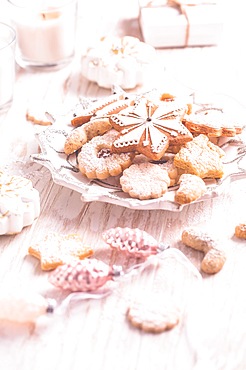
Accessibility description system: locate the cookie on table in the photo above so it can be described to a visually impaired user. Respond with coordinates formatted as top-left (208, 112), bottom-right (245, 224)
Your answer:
top-left (182, 107), bottom-right (243, 137)
top-left (71, 93), bottom-right (132, 127)
top-left (175, 173), bottom-right (207, 204)
top-left (110, 97), bottom-right (193, 161)
top-left (120, 162), bottom-right (170, 200)
top-left (174, 134), bottom-right (225, 179)
top-left (28, 232), bottom-right (94, 271)
top-left (78, 129), bottom-right (135, 179)
top-left (126, 300), bottom-right (180, 333)
top-left (234, 223), bottom-right (246, 239)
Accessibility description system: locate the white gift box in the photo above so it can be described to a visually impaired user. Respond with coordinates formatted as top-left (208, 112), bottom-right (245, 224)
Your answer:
top-left (139, 0), bottom-right (224, 48)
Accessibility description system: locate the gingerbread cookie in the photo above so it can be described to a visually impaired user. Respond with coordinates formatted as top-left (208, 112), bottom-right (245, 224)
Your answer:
top-left (182, 107), bottom-right (243, 137)
top-left (110, 97), bottom-right (192, 160)
top-left (78, 129), bottom-right (135, 179)
top-left (234, 223), bottom-right (246, 239)
top-left (174, 134), bottom-right (225, 178)
top-left (126, 300), bottom-right (180, 333)
top-left (175, 173), bottom-right (207, 204)
top-left (28, 232), bottom-right (94, 270)
top-left (120, 162), bottom-right (170, 200)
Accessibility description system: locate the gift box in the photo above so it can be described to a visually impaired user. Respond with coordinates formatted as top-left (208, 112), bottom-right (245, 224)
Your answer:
top-left (139, 0), bottom-right (224, 48)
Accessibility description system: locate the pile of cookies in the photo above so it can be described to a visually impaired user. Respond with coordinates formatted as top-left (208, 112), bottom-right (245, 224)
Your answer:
top-left (63, 90), bottom-right (244, 204)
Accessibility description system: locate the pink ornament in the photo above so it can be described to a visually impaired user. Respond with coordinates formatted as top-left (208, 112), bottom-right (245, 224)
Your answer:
top-left (102, 227), bottom-right (165, 258)
top-left (49, 258), bottom-right (122, 292)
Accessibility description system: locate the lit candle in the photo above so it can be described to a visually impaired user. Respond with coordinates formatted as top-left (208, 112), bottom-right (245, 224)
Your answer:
top-left (0, 23), bottom-right (16, 112)
top-left (8, 0), bottom-right (78, 69)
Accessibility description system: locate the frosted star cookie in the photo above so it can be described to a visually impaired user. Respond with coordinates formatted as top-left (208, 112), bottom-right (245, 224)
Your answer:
top-left (28, 232), bottom-right (94, 271)
top-left (78, 129), bottom-right (135, 179)
top-left (120, 162), bottom-right (170, 200)
top-left (110, 98), bottom-right (193, 160)
top-left (174, 134), bottom-right (225, 178)
top-left (81, 35), bottom-right (157, 89)
top-left (0, 171), bottom-right (40, 235)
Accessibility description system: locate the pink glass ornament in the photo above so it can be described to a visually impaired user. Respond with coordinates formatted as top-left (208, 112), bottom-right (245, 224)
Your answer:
top-left (49, 258), bottom-right (122, 292)
top-left (102, 227), bottom-right (167, 258)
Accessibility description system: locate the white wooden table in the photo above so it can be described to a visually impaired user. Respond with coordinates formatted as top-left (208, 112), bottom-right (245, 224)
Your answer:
top-left (1, 1), bottom-right (246, 369)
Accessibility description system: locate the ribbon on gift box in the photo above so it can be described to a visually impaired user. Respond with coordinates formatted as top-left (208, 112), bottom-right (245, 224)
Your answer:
top-left (140, 0), bottom-right (218, 47)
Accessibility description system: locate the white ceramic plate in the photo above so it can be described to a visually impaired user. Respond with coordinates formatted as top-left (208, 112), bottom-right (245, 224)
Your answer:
top-left (31, 94), bottom-right (246, 211)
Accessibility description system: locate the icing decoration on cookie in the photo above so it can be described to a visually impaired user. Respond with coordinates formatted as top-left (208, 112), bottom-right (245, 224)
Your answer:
top-left (81, 35), bottom-right (157, 89)
top-left (102, 227), bottom-right (168, 258)
top-left (120, 162), bottom-right (170, 200)
top-left (0, 290), bottom-right (55, 324)
top-left (110, 98), bottom-right (193, 160)
top-left (0, 171), bottom-right (40, 235)
top-left (28, 232), bottom-right (94, 270)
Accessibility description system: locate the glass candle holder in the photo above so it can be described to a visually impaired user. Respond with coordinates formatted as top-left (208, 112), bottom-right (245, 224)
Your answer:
top-left (0, 22), bottom-right (16, 113)
top-left (8, 0), bottom-right (78, 70)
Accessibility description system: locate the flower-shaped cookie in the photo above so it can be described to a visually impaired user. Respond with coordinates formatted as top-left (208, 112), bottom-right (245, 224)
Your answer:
top-left (28, 233), bottom-right (94, 270)
top-left (120, 162), bottom-right (170, 200)
top-left (0, 171), bottom-right (40, 235)
top-left (110, 98), bottom-right (193, 160)
top-left (81, 35), bottom-right (157, 89)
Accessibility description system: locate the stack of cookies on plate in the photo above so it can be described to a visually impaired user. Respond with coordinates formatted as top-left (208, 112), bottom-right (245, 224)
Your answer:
top-left (63, 90), bottom-right (244, 204)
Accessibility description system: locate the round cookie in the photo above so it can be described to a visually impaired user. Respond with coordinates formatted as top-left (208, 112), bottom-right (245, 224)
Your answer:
top-left (120, 162), bottom-right (170, 200)
top-left (78, 129), bottom-right (135, 179)
top-left (0, 171), bottom-right (40, 235)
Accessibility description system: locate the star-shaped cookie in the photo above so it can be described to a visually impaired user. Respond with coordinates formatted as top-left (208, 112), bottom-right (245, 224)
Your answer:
top-left (109, 98), bottom-right (193, 160)
top-left (28, 232), bottom-right (94, 270)
top-left (71, 93), bottom-right (133, 127)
